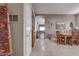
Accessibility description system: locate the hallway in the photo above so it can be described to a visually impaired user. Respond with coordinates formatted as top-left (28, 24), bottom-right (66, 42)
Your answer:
top-left (31, 38), bottom-right (79, 56)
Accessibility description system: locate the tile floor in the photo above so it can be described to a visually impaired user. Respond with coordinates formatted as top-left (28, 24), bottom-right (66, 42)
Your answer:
top-left (31, 38), bottom-right (79, 56)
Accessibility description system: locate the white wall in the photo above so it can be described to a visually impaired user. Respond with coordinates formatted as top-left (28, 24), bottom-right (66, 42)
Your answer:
top-left (23, 3), bottom-right (32, 56)
top-left (75, 14), bottom-right (79, 26)
top-left (7, 3), bottom-right (23, 56)
top-left (45, 15), bottom-right (76, 37)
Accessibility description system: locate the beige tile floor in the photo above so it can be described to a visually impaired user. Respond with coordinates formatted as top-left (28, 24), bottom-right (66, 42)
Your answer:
top-left (31, 38), bottom-right (79, 56)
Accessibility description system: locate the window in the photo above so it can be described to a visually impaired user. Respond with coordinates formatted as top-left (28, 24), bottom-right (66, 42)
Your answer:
top-left (9, 15), bottom-right (18, 21)
top-left (39, 25), bottom-right (45, 31)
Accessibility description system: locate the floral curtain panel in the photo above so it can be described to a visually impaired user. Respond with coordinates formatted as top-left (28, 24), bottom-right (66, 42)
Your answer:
top-left (0, 5), bottom-right (12, 56)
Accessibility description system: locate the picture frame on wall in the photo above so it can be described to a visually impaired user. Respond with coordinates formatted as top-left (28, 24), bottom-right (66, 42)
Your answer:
top-left (56, 22), bottom-right (65, 29)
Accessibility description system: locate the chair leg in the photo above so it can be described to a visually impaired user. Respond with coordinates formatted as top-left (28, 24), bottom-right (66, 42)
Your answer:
top-left (57, 39), bottom-right (58, 43)
top-left (70, 42), bottom-right (73, 46)
top-left (69, 39), bottom-right (73, 46)
top-left (64, 39), bottom-right (66, 45)
top-left (59, 39), bottom-right (62, 44)
top-left (68, 37), bottom-right (72, 45)
top-left (76, 40), bottom-right (79, 46)
top-left (64, 36), bottom-right (67, 45)
top-left (76, 42), bottom-right (78, 46)
top-left (57, 39), bottom-right (60, 44)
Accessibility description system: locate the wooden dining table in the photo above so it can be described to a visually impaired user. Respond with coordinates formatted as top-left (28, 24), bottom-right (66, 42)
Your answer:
top-left (56, 29), bottom-right (79, 45)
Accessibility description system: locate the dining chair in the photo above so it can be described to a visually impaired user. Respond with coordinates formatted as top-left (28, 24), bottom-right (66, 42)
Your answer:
top-left (71, 31), bottom-right (79, 45)
top-left (64, 30), bottom-right (73, 45)
top-left (56, 31), bottom-right (61, 44)
top-left (56, 31), bottom-right (65, 44)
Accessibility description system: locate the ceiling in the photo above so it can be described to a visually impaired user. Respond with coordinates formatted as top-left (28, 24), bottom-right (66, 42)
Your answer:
top-left (32, 3), bottom-right (79, 14)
